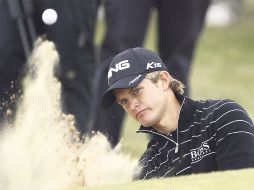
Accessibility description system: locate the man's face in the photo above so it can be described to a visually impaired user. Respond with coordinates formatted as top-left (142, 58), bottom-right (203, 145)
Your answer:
top-left (114, 78), bottom-right (169, 127)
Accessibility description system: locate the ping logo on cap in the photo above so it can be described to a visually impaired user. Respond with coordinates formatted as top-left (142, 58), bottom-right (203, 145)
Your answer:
top-left (146, 62), bottom-right (162, 70)
top-left (108, 60), bottom-right (130, 79)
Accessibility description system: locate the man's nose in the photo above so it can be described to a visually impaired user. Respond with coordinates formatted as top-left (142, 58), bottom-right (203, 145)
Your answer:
top-left (129, 98), bottom-right (139, 111)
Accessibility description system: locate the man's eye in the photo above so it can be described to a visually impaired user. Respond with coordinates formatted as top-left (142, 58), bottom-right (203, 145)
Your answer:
top-left (133, 88), bottom-right (142, 95)
top-left (118, 99), bottom-right (127, 106)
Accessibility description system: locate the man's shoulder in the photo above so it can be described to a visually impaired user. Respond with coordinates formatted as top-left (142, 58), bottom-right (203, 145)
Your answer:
top-left (190, 98), bottom-right (252, 127)
top-left (207, 99), bottom-right (249, 120)
top-left (195, 98), bottom-right (243, 116)
top-left (196, 98), bottom-right (234, 108)
top-left (197, 98), bottom-right (253, 131)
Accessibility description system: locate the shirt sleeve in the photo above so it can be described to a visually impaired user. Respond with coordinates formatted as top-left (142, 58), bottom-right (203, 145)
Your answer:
top-left (214, 100), bottom-right (254, 170)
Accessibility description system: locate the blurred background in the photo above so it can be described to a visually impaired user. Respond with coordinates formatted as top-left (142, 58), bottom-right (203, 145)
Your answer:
top-left (92, 0), bottom-right (254, 158)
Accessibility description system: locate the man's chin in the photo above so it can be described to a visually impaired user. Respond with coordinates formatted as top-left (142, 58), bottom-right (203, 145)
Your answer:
top-left (137, 116), bottom-right (155, 127)
top-left (140, 121), bottom-right (154, 128)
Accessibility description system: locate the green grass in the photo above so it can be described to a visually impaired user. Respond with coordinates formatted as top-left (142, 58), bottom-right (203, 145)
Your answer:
top-left (84, 2), bottom-right (254, 189)
top-left (191, 9), bottom-right (254, 118)
top-left (71, 168), bottom-right (254, 190)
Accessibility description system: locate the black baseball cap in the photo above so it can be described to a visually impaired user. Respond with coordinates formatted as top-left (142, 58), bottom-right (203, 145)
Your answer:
top-left (102, 47), bottom-right (168, 107)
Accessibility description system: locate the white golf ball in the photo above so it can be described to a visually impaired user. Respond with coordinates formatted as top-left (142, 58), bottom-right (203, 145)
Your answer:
top-left (42, 9), bottom-right (58, 25)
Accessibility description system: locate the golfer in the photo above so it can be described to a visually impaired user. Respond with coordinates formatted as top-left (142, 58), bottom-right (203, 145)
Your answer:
top-left (102, 47), bottom-right (254, 180)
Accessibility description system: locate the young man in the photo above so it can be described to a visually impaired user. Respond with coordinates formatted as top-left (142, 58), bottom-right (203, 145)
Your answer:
top-left (102, 47), bottom-right (254, 180)
top-left (90, 0), bottom-right (210, 146)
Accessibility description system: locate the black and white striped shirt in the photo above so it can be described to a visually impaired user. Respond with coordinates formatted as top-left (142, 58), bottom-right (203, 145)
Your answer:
top-left (134, 94), bottom-right (254, 180)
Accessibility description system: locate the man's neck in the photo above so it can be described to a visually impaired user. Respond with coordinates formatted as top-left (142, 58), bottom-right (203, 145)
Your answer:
top-left (153, 92), bottom-right (180, 134)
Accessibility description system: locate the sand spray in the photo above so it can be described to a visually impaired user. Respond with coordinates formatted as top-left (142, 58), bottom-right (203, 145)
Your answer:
top-left (0, 38), bottom-right (138, 190)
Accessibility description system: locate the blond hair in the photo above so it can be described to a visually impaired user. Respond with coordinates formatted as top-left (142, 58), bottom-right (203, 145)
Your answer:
top-left (145, 71), bottom-right (185, 95)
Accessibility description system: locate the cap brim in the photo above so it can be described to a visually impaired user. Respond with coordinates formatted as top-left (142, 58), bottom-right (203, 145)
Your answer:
top-left (102, 74), bottom-right (145, 107)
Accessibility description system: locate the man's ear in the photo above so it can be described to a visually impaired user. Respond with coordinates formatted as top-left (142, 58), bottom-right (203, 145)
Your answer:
top-left (159, 71), bottom-right (171, 90)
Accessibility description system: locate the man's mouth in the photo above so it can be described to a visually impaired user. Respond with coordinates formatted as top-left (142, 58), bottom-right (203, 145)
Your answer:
top-left (136, 109), bottom-right (147, 119)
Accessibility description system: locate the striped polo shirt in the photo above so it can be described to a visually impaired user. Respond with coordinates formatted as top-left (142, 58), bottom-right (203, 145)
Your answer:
top-left (134, 94), bottom-right (254, 180)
